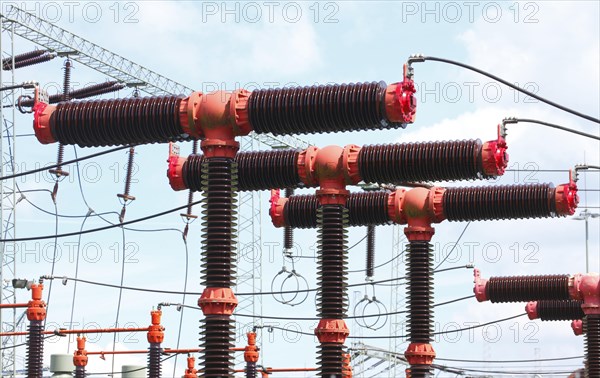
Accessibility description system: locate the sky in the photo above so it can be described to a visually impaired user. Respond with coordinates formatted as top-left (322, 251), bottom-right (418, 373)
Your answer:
top-left (1, 1), bottom-right (599, 377)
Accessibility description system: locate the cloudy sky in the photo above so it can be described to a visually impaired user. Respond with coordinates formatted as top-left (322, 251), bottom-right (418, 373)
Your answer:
top-left (1, 1), bottom-right (599, 377)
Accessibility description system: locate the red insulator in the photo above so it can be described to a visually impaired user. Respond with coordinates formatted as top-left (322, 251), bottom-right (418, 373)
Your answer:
top-left (486, 275), bottom-right (570, 303)
top-left (443, 184), bottom-right (559, 221)
top-left (182, 150), bottom-right (302, 192)
top-left (50, 96), bottom-right (184, 147)
top-left (248, 82), bottom-right (406, 135)
top-left (4, 53), bottom-right (56, 70)
top-left (536, 300), bottom-right (584, 321)
top-left (2, 49), bottom-right (46, 70)
top-left (358, 139), bottom-right (492, 184)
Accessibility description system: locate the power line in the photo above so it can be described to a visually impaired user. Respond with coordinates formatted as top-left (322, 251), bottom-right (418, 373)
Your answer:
top-left (0, 145), bottom-right (132, 181)
top-left (0, 199), bottom-right (203, 242)
top-left (42, 265), bottom-right (471, 297)
top-left (413, 56), bottom-right (600, 124)
top-left (505, 118), bottom-right (600, 140)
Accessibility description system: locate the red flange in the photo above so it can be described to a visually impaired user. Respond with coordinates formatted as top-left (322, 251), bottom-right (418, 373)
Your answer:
top-left (269, 190), bottom-right (287, 228)
top-left (167, 143), bottom-right (186, 191)
top-left (525, 301), bottom-right (539, 320)
top-left (183, 356), bottom-right (198, 378)
top-left (481, 127), bottom-right (509, 177)
top-left (473, 269), bottom-right (489, 302)
top-left (147, 310), bottom-right (165, 344)
top-left (26, 284), bottom-right (46, 321)
top-left (569, 273), bottom-right (600, 315)
top-left (73, 336), bottom-right (88, 367)
top-left (198, 287), bottom-right (238, 315)
top-left (571, 320), bottom-right (584, 336)
top-left (342, 144), bottom-right (362, 184)
top-left (178, 89), bottom-right (252, 158)
top-left (244, 332), bottom-right (259, 363)
top-left (314, 319), bottom-right (349, 344)
top-left (555, 179), bottom-right (579, 216)
top-left (297, 146), bottom-right (319, 187)
top-left (384, 64), bottom-right (417, 123)
top-left (342, 353), bottom-right (353, 378)
top-left (33, 102), bottom-right (56, 144)
top-left (404, 342), bottom-right (436, 365)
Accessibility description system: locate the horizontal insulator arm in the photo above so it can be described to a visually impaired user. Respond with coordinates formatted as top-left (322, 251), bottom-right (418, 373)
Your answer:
top-left (443, 183), bottom-right (578, 221)
top-left (526, 300), bottom-right (584, 321)
top-left (474, 269), bottom-right (570, 303)
top-left (358, 138), bottom-right (508, 183)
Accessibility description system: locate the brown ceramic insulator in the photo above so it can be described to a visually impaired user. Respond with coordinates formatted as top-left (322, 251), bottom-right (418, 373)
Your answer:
top-left (316, 205), bottom-right (349, 319)
top-left (183, 150), bottom-right (301, 192)
top-left (26, 320), bottom-right (44, 378)
top-left (200, 316), bottom-right (235, 377)
top-left (2, 49), bottom-right (46, 69)
top-left (284, 188), bottom-right (295, 251)
top-left (49, 96), bottom-right (184, 147)
top-left (200, 158), bottom-right (237, 288)
top-left (486, 275), bottom-right (570, 303)
top-left (537, 300), bottom-right (584, 321)
top-left (318, 344), bottom-right (344, 378)
top-left (366, 225), bottom-right (375, 278)
top-left (74, 366), bottom-right (86, 378)
top-left (248, 81), bottom-right (405, 135)
top-left (358, 139), bottom-right (487, 184)
top-left (585, 315), bottom-right (600, 377)
top-left (19, 82), bottom-right (125, 108)
top-left (245, 361), bottom-right (257, 378)
top-left (284, 192), bottom-right (390, 229)
top-left (2, 51), bottom-right (52, 70)
top-left (406, 241), bottom-right (434, 344)
top-left (444, 184), bottom-right (558, 222)
top-left (148, 343), bottom-right (162, 378)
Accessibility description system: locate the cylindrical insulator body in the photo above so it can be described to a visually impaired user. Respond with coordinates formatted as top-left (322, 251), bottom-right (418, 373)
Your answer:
top-left (63, 61), bottom-right (72, 102)
top-left (366, 225), bottom-right (375, 278)
top-left (486, 275), bottom-right (570, 303)
top-left (284, 192), bottom-right (389, 229)
top-left (537, 300), bottom-right (584, 321)
top-left (74, 366), bottom-right (86, 378)
top-left (317, 205), bottom-right (348, 318)
top-left (444, 184), bottom-right (563, 221)
top-left (245, 361), bottom-right (257, 378)
top-left (248, 81), bottom-right (406, 135)
top-left (147, 343), bottom-right (161, 378)
top-left (406, 241), bottom-right (434, 377)
top-left (123, 147), bottom-right (136, 196)
top-left (316, 205), bottom-right (348, 378)
top-left (200, 157), bottom-right (237, 378)
top-left (49, 96), bottom-right (184, 147)
top-left (201, 158), bottom-right (237, 288)
top-left (284, 188), bottom-right (295, 251)
top-left (358, 139), bottom-right (493, 183)
top-left (201, 316), bottom-right (234, 377)
top-left (6, 53), bottom-right (56, 70)
top-left (19, 82), bottom-right (125, 108)
top-left (2, 49), bottom-right (46, 69)
top-left (586, 315), bottom-right (600, 377)
top-left (26, 320), bottom-right (44, 378)
top-left (182, 150), bottom-right (302, 192)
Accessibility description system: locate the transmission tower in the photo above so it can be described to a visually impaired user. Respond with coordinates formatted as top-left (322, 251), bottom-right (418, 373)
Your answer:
top-left (0, 5), bottom-right (312, 374)
top-left (0, 18), bottom-right (18, 377)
